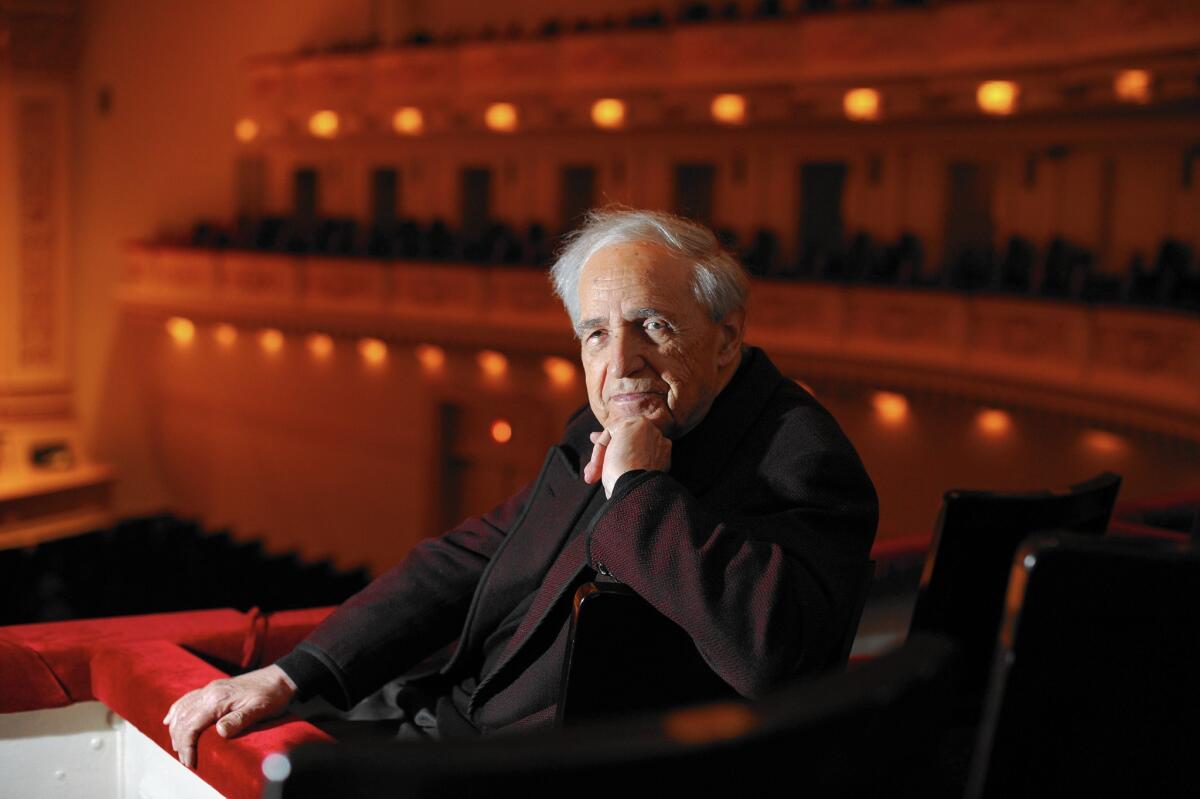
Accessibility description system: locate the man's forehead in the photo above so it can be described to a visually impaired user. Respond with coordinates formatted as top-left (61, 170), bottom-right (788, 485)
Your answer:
top-left (579, 241), bottom-right (694, 304)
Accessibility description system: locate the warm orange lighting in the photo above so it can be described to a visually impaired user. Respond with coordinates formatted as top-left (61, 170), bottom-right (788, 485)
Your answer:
top-left (663, 703), bottom-right (757, 744)
top-left (1083, 429), bottom-right (1125, 455)
top-left (214, 323), bottom-right (238, 348)
top-left (543, 356), bottom-right (576, 387)
top-left (872, 391), bottom-right (909, 424)
top-left (308, 110), bottom-right (339, 139)
top-left (477, 349), bottom-right (508, 378)
top-left (976, 408), bottom-right (1012, 437)
top-left (358, 337), bottom-right (388, 366)
top-left (710, 93), bottom-right (746, 126)
top-left (258, 328), bottom-right (285, 354)
top-left (484, 102), bottom-right (518, 133)
top-left (415, 344), bottom-right (446, 374)
top-left (234, 118), bottom-right (259, 143)
top-left (843, 88), bottom-right (881, 122)
top-left (591, 98), bottom-right (626, 130)
top-left (392, 106), bottom-right (424, 135)
top-left (307, 333), bottom-right (333, 360)
top-left (1114, 69), bottom-right (1152, 104)
top-left (977, 80), bottom-right (1018, 116)
top-left (490, 419), bottom-right (513, 444)
top-left (794, 379), bottom-right (816, 397)
top-left (166, 317), bottom-right (195, 345)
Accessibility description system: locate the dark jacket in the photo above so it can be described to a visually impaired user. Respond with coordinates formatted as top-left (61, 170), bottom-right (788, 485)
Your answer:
top-left (277, 347), bottom-right (878, 734)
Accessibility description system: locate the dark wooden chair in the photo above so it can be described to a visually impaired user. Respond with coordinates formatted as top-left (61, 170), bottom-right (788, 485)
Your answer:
top-left (908, 471), bottom-right (1121, 723)
top-left (557, 559), bottom-right (876, 727)
top-left (967, 533), bottom-right (1200, 799)
top-left (269, 634), bottom-right (959, 799)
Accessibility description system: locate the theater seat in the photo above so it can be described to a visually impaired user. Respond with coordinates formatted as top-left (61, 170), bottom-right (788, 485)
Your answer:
top-left (269, 634), bottom-right (958, 799)
top-left (967, 533), bottom-right (1200, 799)
top-left (908, 471), bottom-right (1121, 725)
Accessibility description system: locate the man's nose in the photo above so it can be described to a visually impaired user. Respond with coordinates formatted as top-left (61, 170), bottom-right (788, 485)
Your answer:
top-left (608, 329), bottom-right (647, 377)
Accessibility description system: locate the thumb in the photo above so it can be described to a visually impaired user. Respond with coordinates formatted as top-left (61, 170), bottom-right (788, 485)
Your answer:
top-left (216, 710), bottom-right (245, 738)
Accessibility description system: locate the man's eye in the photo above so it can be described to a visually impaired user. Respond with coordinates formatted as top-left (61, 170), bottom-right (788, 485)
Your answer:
top-left (644, 320), bottom-right (670, 333)
top-left (586, 329), bottom-right (605, 342)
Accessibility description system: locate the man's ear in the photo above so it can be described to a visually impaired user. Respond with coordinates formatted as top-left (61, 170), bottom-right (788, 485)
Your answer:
top-left (716, 307), bottom-right (746, 367)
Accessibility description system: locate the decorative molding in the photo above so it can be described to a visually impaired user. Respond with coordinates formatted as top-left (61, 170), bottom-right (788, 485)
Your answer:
top-left (118, 246), bottom-right (1200, 440)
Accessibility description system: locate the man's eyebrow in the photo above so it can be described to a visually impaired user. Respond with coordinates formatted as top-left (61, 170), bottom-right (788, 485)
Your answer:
top-left (575, 317), bottom-right (605, 334)
top-left (629, 307), bottom-right (664, 319)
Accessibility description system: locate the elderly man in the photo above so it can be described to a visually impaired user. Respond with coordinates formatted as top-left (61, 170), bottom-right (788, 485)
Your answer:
top-left (165, 208), bottom-right (877, 764)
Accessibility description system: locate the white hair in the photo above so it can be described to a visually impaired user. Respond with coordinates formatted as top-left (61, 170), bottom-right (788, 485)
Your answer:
top-left (550, 207), bottom-right (749, 330)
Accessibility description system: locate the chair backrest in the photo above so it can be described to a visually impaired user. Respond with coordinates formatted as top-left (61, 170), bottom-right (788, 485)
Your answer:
top-left (270, 634), bottom-right (959, 799)
top-left (557, 560), bottom-right (875, 727)
top-left (967, 533), bottom-right (1200, 799)
top-left (556, 578), bottom-right (738, 726)
top-left (908, 471), bottom-right (1120, 720)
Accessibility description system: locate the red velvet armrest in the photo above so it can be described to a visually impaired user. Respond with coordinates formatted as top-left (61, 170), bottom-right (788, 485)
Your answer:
top-left (260, 607), bottom-right (335, 666)
top-left (91, 640), bottom-right (332, 799)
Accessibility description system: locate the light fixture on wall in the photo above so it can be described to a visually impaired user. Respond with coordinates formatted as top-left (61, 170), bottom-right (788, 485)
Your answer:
top-left (258, 328), bottom-right (285, 354)
top-left (307, 333), bottom-right (334, 360)
top-left (485, 102), bottom-right (518, 133)
top-left (976, 81), bottom-right (1018, 116)
top-left (1083, 429), bottom-right (1125, 455)
top-left (1113, 69), bottom-right (1152, 104)
top-left (871, 391), bottom-right (909, 425)
top-left (490, 419), bottom-right (513, 444)
top-left (234, 118), bottom-right (259, 143)
top-left (543, 356), bottom-right (576, 387)
top-left (477, 349), bottom-right (509, 378)
top-left (710, 93), bottom-right (746, 126)
top-left (392, 107), bottom-right (424, 135)
top-left (843, 88), bottom-right (881, 122)
top-left (214, 323), bottom-right (238, 348)
top-left (308, 110), bottom-right (340, 138)
top-left (358, 337), bottom-right (388, 366)
top-left (415, 344), bottom-right (446, 374)
top-left (591, 98), bottom-right (626, 130)
top-left (166, 317), bottom-right (195, 346)
top-left (975, 408), bottom-right (1012, 437)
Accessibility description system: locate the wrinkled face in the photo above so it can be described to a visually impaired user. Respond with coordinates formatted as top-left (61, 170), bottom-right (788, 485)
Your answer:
top-left (576, 240), bottom-right (743, 438)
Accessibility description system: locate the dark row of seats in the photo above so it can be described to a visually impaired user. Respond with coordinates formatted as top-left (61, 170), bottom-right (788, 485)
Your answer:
top-left (270, 472), bottom-right (1200, 798)
top-left (190, 216), bottom-right (1200, 313)
top-left (307, 1), bottom-right (929, 54)
top-left (0, 515), bottom-right (369, 625)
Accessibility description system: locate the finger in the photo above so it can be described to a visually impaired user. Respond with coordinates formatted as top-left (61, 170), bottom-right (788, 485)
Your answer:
top-left (583, 438), bottom-right (605, 484)
top-left (178, 744), bottom-right (195, 769)
top-left (216, 710), bottom-right (244, 738)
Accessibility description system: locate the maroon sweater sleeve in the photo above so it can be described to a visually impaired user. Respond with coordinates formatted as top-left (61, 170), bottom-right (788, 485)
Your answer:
top-left (276, 480), bottom-right (535, 708)
top-left (586, 417), bottom-right (877, 698)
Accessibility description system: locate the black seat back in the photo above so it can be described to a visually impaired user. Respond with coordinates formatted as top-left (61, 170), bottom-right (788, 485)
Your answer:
top-left (270, 634), bottom-right (958, 799)
top-left (908, 471), bottom-right (1120, 719)
top-left (967, 533), bottom-right (1200, 799)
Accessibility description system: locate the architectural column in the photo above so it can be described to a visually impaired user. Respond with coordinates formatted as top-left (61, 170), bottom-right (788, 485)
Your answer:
top-left (0, 1), bottom-right (112, 546)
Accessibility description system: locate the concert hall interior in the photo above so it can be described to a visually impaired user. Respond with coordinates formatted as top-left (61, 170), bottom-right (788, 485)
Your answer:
top-left (1, 1), bottom-right (1198, 797)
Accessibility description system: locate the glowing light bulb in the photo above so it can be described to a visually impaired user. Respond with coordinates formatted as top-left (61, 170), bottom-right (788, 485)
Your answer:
top-left (710, 93), bottom-right (746, 126)
top-left (484, 102), bottom-right (518, 133)
top-left (307, 333), bottom-right (333, 360)
top-left (591, 98), bottom-right (626, 130)
top-left (491, 419), bottom-right (513, 444)
top-left (358, 337), bottom-right (388, 366)
top-left (477, 350), bottom-right (508, 378)
top-left (234, 118), bottom-right (259, 143)
top-left (392, 107), bottom-right (424, 135)
top-left (214, 323), bottom-right (238, 347)
top-left (258, 328), bottom-right (284, 354)
top-left (976, 409), bottom-right (1012, 437)
top-left (843, 88), bottom-right (881, 122)
top-left (1083, 429), bottom-right (1125, 455)
top-left (415, 344), bottom-right (445, 374)
top-left (543, 356), bottom-right (576, 387)
top-left (166, 317), bottom-right (195, 345)
top-left (977, 81), bottom-right (1018, 116)
top-left (308, 110), bottom-right (339, 139)
top-left (872, 391), bottom-right (909, 425)
top-left (1114, 69), bottom-right (1151, 104)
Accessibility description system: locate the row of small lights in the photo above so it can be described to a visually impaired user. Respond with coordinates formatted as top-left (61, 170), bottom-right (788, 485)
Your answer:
top-left (867, 390), bottom-right (1127, 454)
top-left (166, 317), bottom-right (578, 445)
top-left (234, 70), bottom-right (1156, 142)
